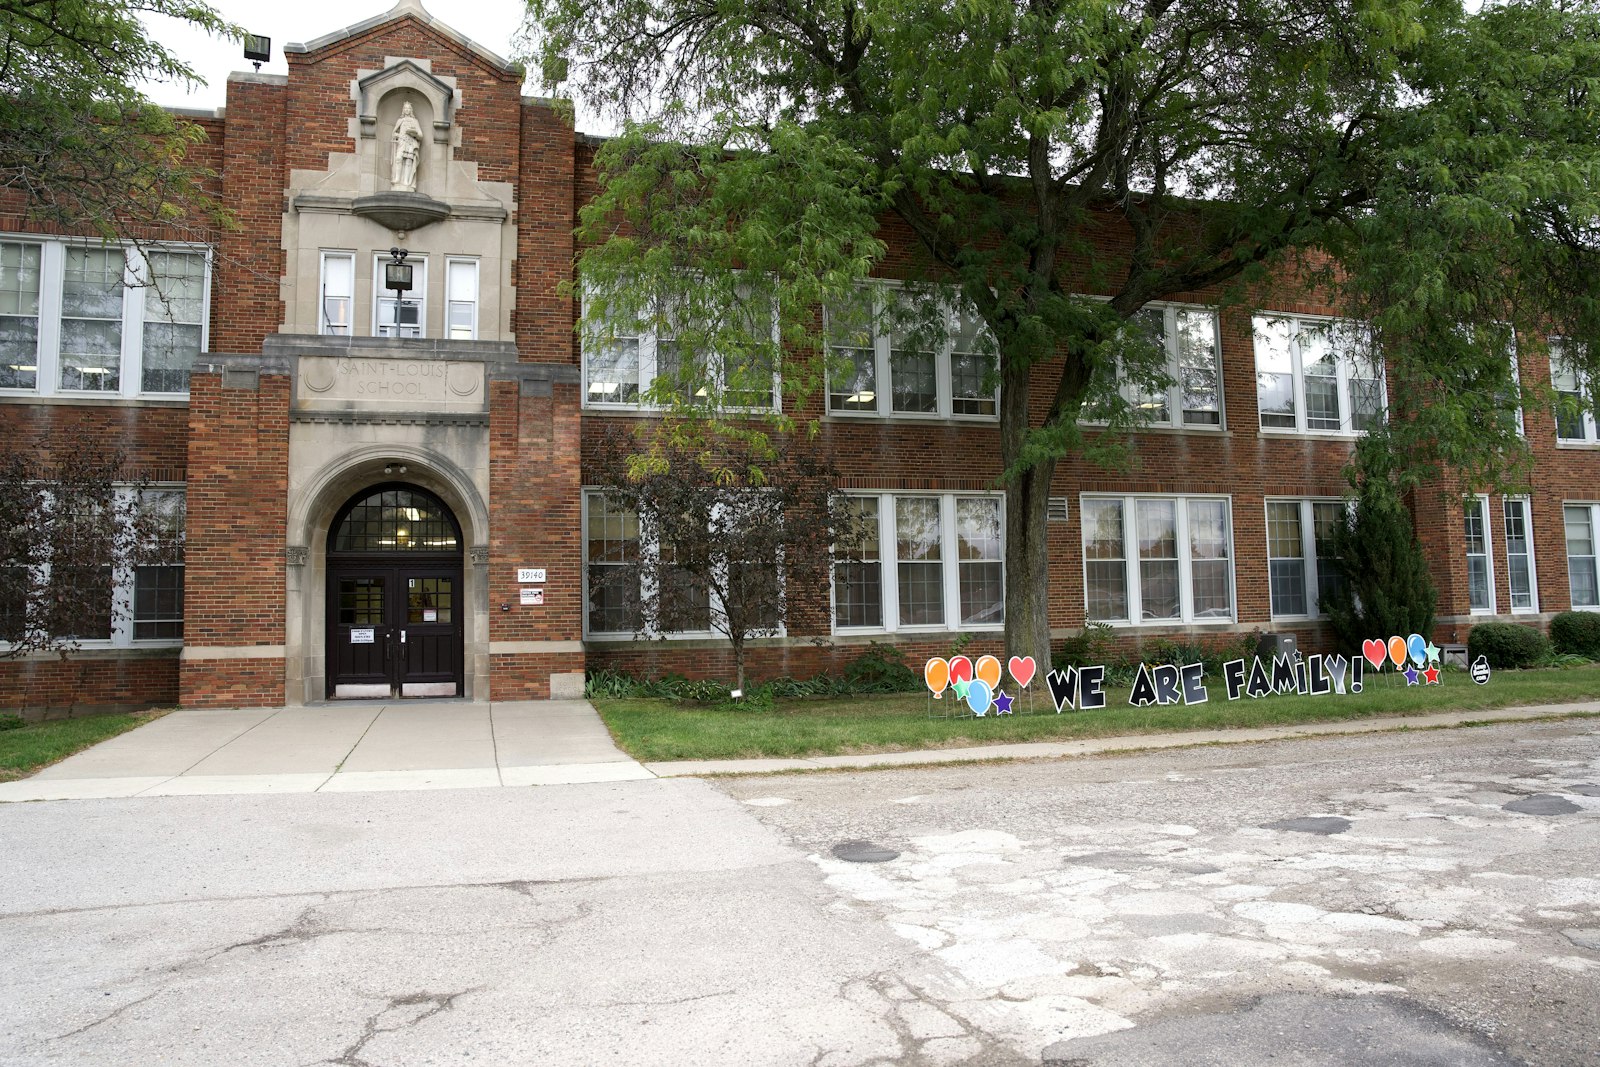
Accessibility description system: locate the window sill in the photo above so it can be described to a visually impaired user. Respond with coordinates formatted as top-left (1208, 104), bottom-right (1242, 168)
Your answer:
top-left (832, 624), bottom-right (1005, 637)
top-left (1256, 429), bottom-right (1368, 441)
top-left (822, 412), bottom-right (1000, 426)
top-left (0, 393), bottom-right (190, 408)
top-left (1089, 617), bottom-right (1238, 629)
top-left (582, 403), bottom-right (781, 418)
top-left (1080, 422), bottom-right (1230, 437)
top-left (1555, 440), bottom-right (1600, 450)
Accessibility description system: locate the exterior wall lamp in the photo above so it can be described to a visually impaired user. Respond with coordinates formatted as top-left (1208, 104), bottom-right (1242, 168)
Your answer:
top-left (243, 34), bottom-right (271, 72)
top-left (385, 247), bottom-right (413, 301)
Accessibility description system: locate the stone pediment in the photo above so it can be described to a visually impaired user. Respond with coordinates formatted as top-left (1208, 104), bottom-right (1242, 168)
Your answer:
top-left (357, 60), bottom-right (454, 144)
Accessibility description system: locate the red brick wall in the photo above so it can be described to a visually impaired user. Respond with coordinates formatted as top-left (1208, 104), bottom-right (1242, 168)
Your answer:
top-left (0, 654), bottom-right (179, 713)
top-left (178, 371), bottom-right (289, 706)
top-left (211, 78), bottom-right (287, 354)
top-left (487, 379), bottom-right (585, 699)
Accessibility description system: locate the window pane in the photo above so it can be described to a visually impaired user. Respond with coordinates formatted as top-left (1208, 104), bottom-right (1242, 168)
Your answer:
top-left (1136, 499), bottom-right (1179, 620)
top-left (588, 336), bottom-right (640, 404)
top-left (951, 306), bottom-right (996, 416)
top-left (1503, 499), bottom-right (1533, 609)
top-left (1127, 308), bottom-right (1170, 423)
top-left (956, 498), bottom-right (1003, 625)
top-left (890, 348), bottom-right (937, 413)
top-left (896, 497), bottom-right (943, 626)
top-left (51, 565), bottom-right (112, 639)
top-left (1552, 342), bottom-right (1592, 441)
top-left (61, 248), bottom-right (124, 391)
top-left (321, 254), bottom-right (354, 335)
top-left (1566, 505), bottom-right (1598, 608)
top-left (1300, 324), bottom-right (1341, 431)
top-left (1312, 501), bottom-right (1347, 610)
top-left (1267, 502), bottom-right (1307, 616)
top-left (1465, 498), bottom-right (1491, 611)
top-left (133, 565), bottom-right (184, 639)
top-left (587, 495), bottom-right (642, 632)
top-left (834, 496), bottom-right (882, 628)
top-left (1188, 499), bottom-right (1232, 619)
top-left (333, 489), bottom-right (458, 552)
top-left (1082, 498), bottom-right (1127, 622)
top-left (829, 347), bottom-right (876, 412)
top-left (1176, 309), bottom-right (1220, 425)
top-left (1253, 317), bottom-right (1296, 428)
top-left (0, 242), bottom-right (41, 389)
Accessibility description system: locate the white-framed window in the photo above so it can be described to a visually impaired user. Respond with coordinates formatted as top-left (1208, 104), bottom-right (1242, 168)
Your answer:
top-left (581, 490), bottom-right (786, 639)
top-left (374, 254), bottom-right (426, 338)
top-left (1265, 498), bottom-right (1347, 618)
top-left (0, 236), bottom-right (210, 397)
top-left (1565, 503), bottom-right (1600, 610)
top-left (825, 284), bottom-right (999, 420)
top-left (1117, 304), bottom-right (1224, 428)
top-left (1552, 340), bottom-right (1597, 444)
top-left (446, 258), bottom-right (478, 340)
top-left (319, 251), bottom-right (355, 336)
top-left (1503, 497), bottom-right (1538, 613)
top-left (581, 284), bottom-right (780, 412)
top-left (831, 493), bottom-right (1004, 633)
top-left (0, 487), bottom-right (184, 649)
top-left (1081, 494), bottom-right (1235, 624)
top-left (1465, 494), bottom-right (1495, 614)
top-left (1253, 314), bottom-right (1384, 435)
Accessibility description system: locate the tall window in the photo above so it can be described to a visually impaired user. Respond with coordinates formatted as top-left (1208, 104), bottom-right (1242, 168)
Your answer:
top-left (834, 497), bottom-right (882, 629)
top-left (585, 494), bottom-right (641, 634)
top-left (1552, 341), bottom-right (1597, 444)
top-left (1503, 497), bottom-right (1537, 613)
top-left (1265, 499), bottom-right (1346, 618)
top-left (0, 240), bottom-right (42, 389)
top-left (826, 285), bottom-right (999, 419)
top-left (1082, 495), bottom-right (1235, 624)
top-left (832, 494), bottom-right (1004, 632)
top-left (0, 238), bottom-right (208, 397)
top-left (320, 252), bottom-right (354, 335)
top-left (1566, 503), bottom-right (1600, 609)
top-left (446, 258), bottom-right (478, 340)
top-left (375, 255), bottom-right (426, 338)
top-left (1465, 495), bottom-right (1495, 614)
top-left (1117, 305), bottom-right (1223, 428)
top-left (1253, 315), bottom-right (1384, 434)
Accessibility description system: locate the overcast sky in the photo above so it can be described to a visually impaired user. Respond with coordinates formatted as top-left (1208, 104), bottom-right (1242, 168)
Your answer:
top-left (136, 1), bottom-right (571, 117)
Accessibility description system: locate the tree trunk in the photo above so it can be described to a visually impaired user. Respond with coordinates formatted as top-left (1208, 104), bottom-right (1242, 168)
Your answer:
top-left (731, 636), bottom-right (746, 695)
top-left (998, 341), bottom-right (1059, 668)
top-left (1002, 459), bottom-right (1057, 668)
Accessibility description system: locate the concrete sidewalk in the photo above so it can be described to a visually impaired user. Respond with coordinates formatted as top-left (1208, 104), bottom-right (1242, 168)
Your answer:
top-left (0, 699), bottom-right (653, 802)
top-left (4, 697), bottom-right (1597, 802)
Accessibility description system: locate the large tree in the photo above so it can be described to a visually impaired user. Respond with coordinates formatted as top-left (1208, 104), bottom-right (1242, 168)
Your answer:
top-left (1, 0), bottom-right (238, 237)
top-left (529, 0), bottom-right (1600, 663)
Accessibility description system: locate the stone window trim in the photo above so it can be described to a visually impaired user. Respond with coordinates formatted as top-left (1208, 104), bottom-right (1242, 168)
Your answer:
top-left (1081, 493), bottom-right (1236, 626)
top-left (0, 484), bottom-right (185, 651)
top-left (830, 491), bottom-right (1006, 637)
top-left (1252, 312), bottom-right (1385, 437)
top-left (579, 279), bottom-right (782, 414)
top-left (580, 488), bottom-right (789, 642)
top-left (824, 281), bottom-right (1000, 422)
top-left (0, 235), bottom-right (211, 399)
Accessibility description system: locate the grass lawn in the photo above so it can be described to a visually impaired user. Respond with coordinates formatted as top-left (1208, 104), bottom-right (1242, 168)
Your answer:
top-left (595, 665), bottom-right (1600, 762)
top-left (0, 712), bottom-right (162, 782)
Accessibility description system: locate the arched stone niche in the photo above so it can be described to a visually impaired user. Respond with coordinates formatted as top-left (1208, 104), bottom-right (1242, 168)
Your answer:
top-left (358, 61), bottom-right (455, 196)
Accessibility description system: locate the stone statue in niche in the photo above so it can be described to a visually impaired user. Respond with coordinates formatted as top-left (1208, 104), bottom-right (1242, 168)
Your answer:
top-left (389, 102), bottom-right (423, 192)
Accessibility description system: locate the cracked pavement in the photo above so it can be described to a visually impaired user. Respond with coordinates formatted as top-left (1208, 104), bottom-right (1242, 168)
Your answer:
top-left (1, 719), bottom-right (1598, 1064)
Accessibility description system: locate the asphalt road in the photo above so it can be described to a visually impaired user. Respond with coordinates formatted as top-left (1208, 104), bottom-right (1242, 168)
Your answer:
top-left (2, 717), bottom-right (1598, 1065)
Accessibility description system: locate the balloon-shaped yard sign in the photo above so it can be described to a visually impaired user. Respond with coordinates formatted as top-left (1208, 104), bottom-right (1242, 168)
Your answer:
top-left (974, 655), bottom-right (1002, 689)
top-left (924, 657), bottom-right (949, 698)
top-left (966, 679), bottom-right (993, 716)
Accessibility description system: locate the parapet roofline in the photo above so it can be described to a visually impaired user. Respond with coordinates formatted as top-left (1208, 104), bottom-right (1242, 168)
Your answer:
top-left (284, 0), bottom-right (517, 73)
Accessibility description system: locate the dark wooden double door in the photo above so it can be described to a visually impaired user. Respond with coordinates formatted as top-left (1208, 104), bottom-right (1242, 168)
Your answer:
top-left (328, 561), bottom-right (463, 698)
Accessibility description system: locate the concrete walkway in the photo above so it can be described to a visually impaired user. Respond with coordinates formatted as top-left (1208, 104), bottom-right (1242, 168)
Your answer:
top-left (4, 697), bottom-right (1597, 802)
top-left (0, 700), bottom-right (653, 802)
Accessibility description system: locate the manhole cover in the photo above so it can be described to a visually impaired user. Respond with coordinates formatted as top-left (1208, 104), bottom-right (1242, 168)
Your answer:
top-left (1503, 794), bottom-right (1581, 815)
top-left (1565, 783), bottom-right (1600, 797)
top-left (832, 840), bottom-right (900, 863)
top-left (1262, 816), bottom-right (1351, 835)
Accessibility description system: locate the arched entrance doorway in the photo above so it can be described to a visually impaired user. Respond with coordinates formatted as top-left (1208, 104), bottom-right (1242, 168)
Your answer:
top-left (325, 483), bottom-right (464, 699)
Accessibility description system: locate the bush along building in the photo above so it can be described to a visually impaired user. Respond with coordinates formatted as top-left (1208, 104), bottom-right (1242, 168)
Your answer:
top-left (1, 0), bottom-right (1597, 713)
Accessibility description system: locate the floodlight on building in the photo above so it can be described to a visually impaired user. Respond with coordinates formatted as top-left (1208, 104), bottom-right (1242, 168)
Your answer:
top-left (244, 34), bottom-right (271, 72)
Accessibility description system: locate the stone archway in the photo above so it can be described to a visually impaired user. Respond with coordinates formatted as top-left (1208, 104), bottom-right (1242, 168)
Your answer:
top-left (286, 445), bottom-right (489, 705)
